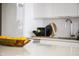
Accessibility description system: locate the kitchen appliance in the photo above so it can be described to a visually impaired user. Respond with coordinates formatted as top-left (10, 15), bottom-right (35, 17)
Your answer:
top-left (33, 27), bottom-right (45, 36)
top-left (76, 31), bottom-right (79, 40)
top-left (76, 26), bottom-right (79, 40)
top-left (33, 22), bottom-right (57, 37)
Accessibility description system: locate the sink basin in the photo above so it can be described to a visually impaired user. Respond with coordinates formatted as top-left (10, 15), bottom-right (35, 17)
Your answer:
top-left (53, 37), bottom-right (76, 40)
top-left (32, 36), bottom-right (76, 40)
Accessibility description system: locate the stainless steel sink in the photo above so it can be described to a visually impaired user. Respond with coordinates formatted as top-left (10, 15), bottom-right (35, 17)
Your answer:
top-left (53, 37), bottom-right (76, 40)
top-left (31, 36), bottom-right (76, 40)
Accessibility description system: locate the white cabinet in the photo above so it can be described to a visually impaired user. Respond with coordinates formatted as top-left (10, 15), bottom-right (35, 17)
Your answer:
top-left (34, 3), bottom-right (55, 18)
top-left (34, 3), bottom-right (78, 18)
top-left (34, 3), bottom-right (47, 18)
top-left (77, 3), bottom-right (79, 16)
top-left (2, 3), bottom-right (24, 37)
top-left (54, 3), bottom-right (77, 17)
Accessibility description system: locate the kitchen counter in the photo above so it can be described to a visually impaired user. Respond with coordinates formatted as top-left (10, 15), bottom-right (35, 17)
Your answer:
top-left (31, 36), bottom-right (79, 43)
top-left (0, 40), bottom-right (79, 56)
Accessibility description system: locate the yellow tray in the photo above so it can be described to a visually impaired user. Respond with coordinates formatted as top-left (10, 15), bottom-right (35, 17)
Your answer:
top-left (0, 36), bottom-right (30, 47)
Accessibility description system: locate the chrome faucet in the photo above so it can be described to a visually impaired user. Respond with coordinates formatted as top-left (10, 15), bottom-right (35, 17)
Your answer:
top-left (66, 17), bottom-right (72, 23)
top-left (65, 17), bottom-right (74, 37)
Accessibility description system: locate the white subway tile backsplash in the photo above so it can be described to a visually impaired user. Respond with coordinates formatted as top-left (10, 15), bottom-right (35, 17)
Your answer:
top-left (41, 18), bottom-right (79, 37)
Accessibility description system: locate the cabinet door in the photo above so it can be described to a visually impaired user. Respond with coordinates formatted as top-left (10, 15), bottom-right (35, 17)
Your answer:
top-left (77, 3), bottom-right (79, 16)
top-left (34, 3), bottom-right (46, 18)
top-left (2, 3), bottom-right (17, 36)
top-left (0, 4), bottom-right (2, 35)
top-left (34, 3), bottom-right (55, 18)
top-left (43, 3), bottom-right (55, 17)
top-left (34, 3), bottom-right (77, 18)
top-left (2, 3), bottom-right (24, 37)
top-left (54, 3), bottom-right (77, 17)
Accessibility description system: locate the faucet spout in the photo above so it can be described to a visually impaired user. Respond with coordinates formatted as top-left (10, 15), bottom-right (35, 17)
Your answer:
top-left (66, 17), bottom-right (72, 23)
top-left (65, 17), bottom-right (74, 37)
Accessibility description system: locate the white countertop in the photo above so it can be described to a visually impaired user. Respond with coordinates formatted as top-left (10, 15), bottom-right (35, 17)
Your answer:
top-left (0, 40), bottom-right (79, 56)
